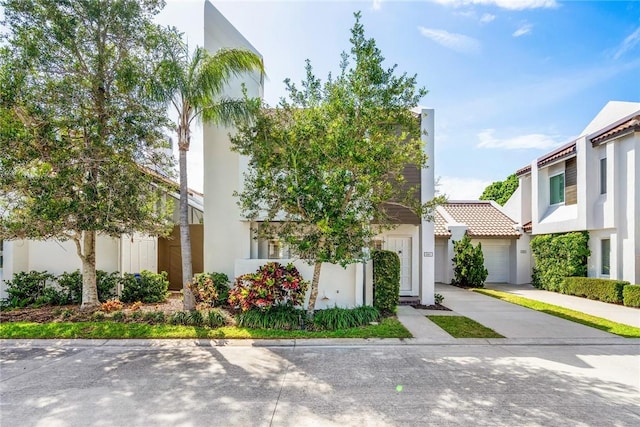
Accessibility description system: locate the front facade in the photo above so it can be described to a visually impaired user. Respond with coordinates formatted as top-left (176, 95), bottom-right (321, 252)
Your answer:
top-left (210, 109), bottom-right (437, 308)
top-left (433, 201), bottom-right (527, 285)
top-left (504, 101), bottom-right (640, 284)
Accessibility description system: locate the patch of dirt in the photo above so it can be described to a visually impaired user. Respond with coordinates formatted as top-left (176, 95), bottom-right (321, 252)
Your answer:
top-left (0, 293), bottom-right (233, 324)
top-left (411, 303), bottom-right (451, 311)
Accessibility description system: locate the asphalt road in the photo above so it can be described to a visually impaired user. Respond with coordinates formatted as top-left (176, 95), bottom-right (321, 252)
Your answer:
top-left (1, 340), bottom-right (639, 426)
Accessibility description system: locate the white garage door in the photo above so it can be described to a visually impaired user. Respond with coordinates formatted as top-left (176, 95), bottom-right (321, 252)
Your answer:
top-left (478, 241), bottom-right (510, 283)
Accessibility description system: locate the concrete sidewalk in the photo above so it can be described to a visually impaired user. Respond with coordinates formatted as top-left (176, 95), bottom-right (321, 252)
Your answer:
top-left (487, 282), bottom-right (640, 328)
top-left (396, 283), bottom-right (638, 342)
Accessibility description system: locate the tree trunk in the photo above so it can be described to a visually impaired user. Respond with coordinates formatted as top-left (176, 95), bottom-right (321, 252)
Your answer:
top-left (307, 261), bottom-right (323, 319)
top-left (179, 147), bottom-right (196, 311)
top-left (79, 231), bottom-right (99, 311)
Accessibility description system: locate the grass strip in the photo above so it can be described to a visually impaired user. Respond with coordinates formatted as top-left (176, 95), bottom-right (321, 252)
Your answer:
top-left (473, 288), bottom-right (640, 338)
top-left (427, 315), bottom-right (504, 338)
top-left (0, 317), bottom-right (412, 340)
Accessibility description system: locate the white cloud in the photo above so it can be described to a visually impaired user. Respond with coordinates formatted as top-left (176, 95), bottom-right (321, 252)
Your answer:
top-left (372, 0), bottom-right (383, 11)
top-left (418, 26), bottom-right (481, 54)
top-left (477, 129), bottom-right (563, 150)
top-left (438, 176), bottom-right (493, 200)
top-left (480, 13), bottom-right (496, 23)
top-left (613, 27), bottom-right (640, 60)
top-left (512, 23), bottom-right (532, 37)
top-left (431, 0), bottom-right (558, 10)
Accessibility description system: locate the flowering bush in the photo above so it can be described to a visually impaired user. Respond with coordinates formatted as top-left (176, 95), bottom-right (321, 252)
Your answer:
top-left (228, 262), bottom-right (308, 312)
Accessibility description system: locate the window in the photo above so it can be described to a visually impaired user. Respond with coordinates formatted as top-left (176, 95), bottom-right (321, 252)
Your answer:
top-left (601, 239), bottom-right (610, 275)
top-left (600, 158), bottom-right (607, 195)
top-left (549, 173), bottom-right (565, 205)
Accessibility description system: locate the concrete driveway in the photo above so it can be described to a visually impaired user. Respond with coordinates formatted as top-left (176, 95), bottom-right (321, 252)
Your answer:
top-left (434, 284), bottom-right (617, 340)
top-left (1, 339), bottom-right (639, 426)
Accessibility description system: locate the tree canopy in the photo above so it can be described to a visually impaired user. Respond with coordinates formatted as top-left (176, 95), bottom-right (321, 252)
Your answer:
top-left (232, 12), bottom-right (438, 316)
top-left (479, 173), bottom-right (519, 206)
top-left (0, 0), bottom-right (174, 309)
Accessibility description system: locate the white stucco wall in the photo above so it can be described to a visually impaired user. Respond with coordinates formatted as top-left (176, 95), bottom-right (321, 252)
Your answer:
top-left (201, 1), bottom-right (263, 281)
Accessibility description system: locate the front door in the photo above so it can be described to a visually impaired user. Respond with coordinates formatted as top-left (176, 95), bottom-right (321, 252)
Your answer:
top-left (385, 236), bottom-right (413, 295)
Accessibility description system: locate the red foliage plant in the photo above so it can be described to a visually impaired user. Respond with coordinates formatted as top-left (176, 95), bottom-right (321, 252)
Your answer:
top-left (228, 262), bottom-right (309, 312)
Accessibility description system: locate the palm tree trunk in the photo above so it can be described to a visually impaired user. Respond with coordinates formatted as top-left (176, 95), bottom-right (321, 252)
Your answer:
top-left (307, 261), bottom-right (323, 319)
top-left (179, 147), bottom-right (196, 311)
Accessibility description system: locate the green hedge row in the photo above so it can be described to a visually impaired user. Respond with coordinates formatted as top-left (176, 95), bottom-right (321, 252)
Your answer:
top-left (562, 277), bottom-right (629, 304)
top-left (622, 285), bottom-right (640, 308)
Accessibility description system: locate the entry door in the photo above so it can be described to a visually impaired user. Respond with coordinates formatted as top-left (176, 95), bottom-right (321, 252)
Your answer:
top-left (385, 237), bottom-right (413, 295)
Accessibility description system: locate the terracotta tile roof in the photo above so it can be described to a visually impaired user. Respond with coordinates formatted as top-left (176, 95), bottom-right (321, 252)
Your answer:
top-left (439, 201), bottom-right (520, 238)
top-left (522, 221), bottom-right (532, 233)
top-left (516, 164), bottom-right (531, 176)
top-left (433, 210), bottom-right (452, 237)
top-left (537, 141), bottom-right (576, 168)
top-left (590, 114), bottom-right (640, 145)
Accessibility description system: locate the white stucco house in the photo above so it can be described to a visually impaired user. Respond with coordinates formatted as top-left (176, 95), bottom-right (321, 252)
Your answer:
top-left (503, 101), bottom-right (640, 284)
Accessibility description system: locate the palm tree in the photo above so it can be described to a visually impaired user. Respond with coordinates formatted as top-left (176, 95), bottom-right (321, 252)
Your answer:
top-left (156, 34), bottom-right (264, 310)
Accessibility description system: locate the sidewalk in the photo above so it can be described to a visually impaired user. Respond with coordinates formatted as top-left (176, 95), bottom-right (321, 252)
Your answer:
top-left (396, 283), bottom-right (639, 342)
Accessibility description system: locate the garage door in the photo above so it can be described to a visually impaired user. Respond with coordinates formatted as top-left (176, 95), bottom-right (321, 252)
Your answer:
top-left (435, 240), bottom-right (447, 283)
top-left (479, 242), bottom-right (510, 283)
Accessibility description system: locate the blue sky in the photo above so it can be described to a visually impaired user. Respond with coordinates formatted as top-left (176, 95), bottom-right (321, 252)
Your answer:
top-left (3, 1), bottom-right (638, 198)
top-left (202, 0), bottom-right (640, 198)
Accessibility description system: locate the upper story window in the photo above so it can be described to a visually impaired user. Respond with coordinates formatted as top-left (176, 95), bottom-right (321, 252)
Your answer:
top-left (600, 157), bottom-right (607, 195)
top-left (549, 173), bottom-right (565, 205)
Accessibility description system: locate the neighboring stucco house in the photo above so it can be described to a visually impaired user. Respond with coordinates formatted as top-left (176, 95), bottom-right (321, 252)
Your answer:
top-left (433, 201), bottom-right (527, 285)
top-left (0, 187), bottom-right (203, 299)
top-left (503, 101), bottom-right (640, 284)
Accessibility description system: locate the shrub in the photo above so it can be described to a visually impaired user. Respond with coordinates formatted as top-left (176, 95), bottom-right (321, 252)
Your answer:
top-left (120, 270), bottom-right (169, 303)
top-left (236, 305), bottom-right (304, 330)
top-left (530, 232), bottom-right (590, 292)
top-left (169, 311), bottom-right (190, 325)
top-left (206, 309), bottom-right (226, 328)
top-left (111, 311), bottom-right (126, 322)
top-left (313, 306), bottom-right (380, 331)
top-left (434, 293), bottom-right (444, 305)
top-left (142, 311), bottom-right (165, 324)
top-left (3, 271), bottom-right (56, 307)
top-left (563, 277), bottom-right (629, 304)
top-left (100, 298), bottom-right (124, 313)
top-left (56, 270), bottom-right (118, 304)
top-left (189, 272), bottom-right (230, 308)
top-left (451, 234), bottom-right (488, 288)
top-left (228, 262), bottom-right (308, 312)
top-left (372, 250), bottom-right (400, 315)
top-left (623, 285), bottom-right (640, 308)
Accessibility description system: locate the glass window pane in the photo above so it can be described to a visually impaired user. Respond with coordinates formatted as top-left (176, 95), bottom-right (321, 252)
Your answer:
top-left (600, 158), bottom-right (607, 194)
top-left (601, 239), bottom-right (610, 275)
top-left (550, 173), bottom-right (564, 204)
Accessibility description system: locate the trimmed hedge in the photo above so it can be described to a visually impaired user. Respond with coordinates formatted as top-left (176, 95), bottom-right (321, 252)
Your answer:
top-left (530, 231), bottom-right (590, 292)
top-left (623, 285), bottom-right (640, 308)
top-left (563, 277), bottom-right (629, 304)
top-left (120, 270), bottom-right (170, 303)
top-left (372, 250), bottom-right (400, 315)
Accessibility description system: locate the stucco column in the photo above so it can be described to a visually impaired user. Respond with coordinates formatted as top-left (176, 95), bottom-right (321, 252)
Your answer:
top-left (420, 109), bottom-right (435, 305)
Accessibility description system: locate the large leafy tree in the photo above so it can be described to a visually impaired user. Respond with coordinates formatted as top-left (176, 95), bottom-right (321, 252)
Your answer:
top-left (151, 31), bottom-right (264, 311)
top-left (232, 12), bottom-right (439, 317)
top-left (479, 173), bottom-right (519, 205)
top-left (0, 0), bottom-right (174, 309)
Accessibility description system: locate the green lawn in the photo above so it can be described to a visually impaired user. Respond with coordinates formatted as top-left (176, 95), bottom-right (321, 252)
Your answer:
top-left (473, 288), bottom-right (640, 338)
top-left (427, 315), bottom-right (504, 338)
top-left (0, 317), bottom-right (412, 340)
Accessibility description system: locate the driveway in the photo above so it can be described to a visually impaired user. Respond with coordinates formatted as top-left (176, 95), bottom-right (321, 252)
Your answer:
top-left (432, 284), bottom-right (620, 340)
top-left (1, 340), bottom-right (639, 426)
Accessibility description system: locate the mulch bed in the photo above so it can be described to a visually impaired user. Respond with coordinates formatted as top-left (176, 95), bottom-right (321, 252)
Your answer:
top-left (411, 303), bottom-right (451, 311)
